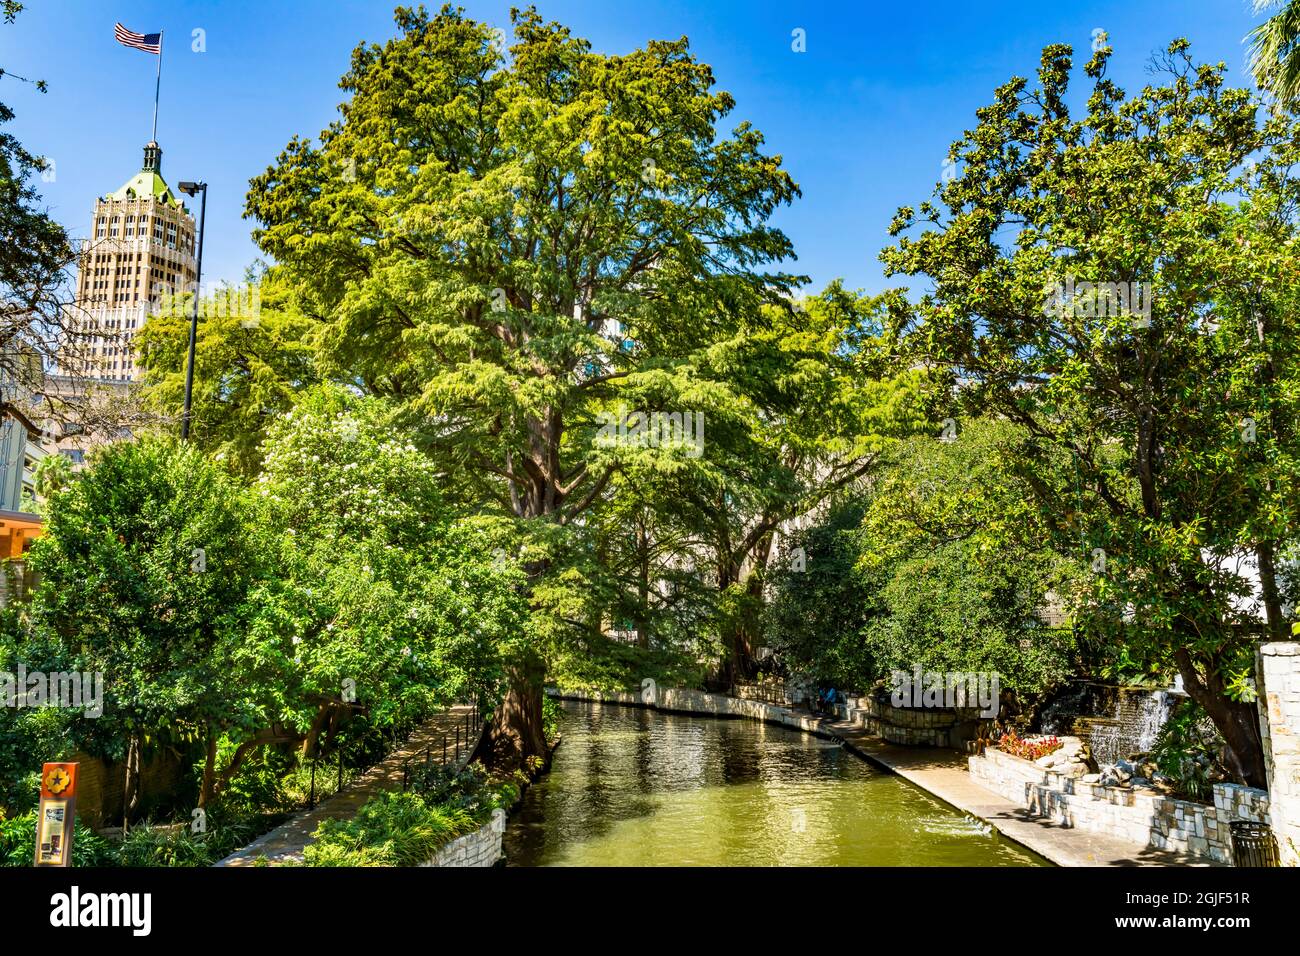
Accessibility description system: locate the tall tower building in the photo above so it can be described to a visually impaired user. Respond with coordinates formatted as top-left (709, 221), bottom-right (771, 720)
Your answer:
top-left (58, 142), bottom-right (197, 383)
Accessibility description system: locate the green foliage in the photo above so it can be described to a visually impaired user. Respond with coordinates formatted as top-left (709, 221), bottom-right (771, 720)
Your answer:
top-left (407, 761), bottom-right (491, 810)
top-left (541, 695), bottom-right (561, 743)
top-left (861, 540), bottom-right (1076, 696)
top-left (0, 811), bottom-right (116, 867)
top-left (1248, 1), bottom-right (1300, 108)
top-left (547, 636), bottom-right (712, 694)
top-left (406, 760), bottom-right (520, 818)
top-left (302, 790), bottom-right (478, 867)
top-left (137, 270), bottom-right (321, 476)
top-left (32, 454), bottom-right (73, 501)
top-left (1, 4), bottom-right (70, 414)
top-left (253, 384), bottom-right (526, 739)
top-left (765, 499), bottom-right (875, 686)
top-left (766, 419), bottom-right (1078, 697)
top-left (0, 808), bottom-right (259, 868)
top-left (241, 4), bottom-right (827, 705)
top-left (0, 610), bottom-right (82, 815)
top-left (1152, 698), bottom-right (1227, 802)
top-left (114, 819), bottom-right (235, 867)
top-left (26, 437), bottom-right (266, 759)
top-left (879, 37), bottom-right (1298, 783)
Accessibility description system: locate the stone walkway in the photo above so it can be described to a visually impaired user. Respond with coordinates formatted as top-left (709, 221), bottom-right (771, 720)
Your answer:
top-left (217, 704), bottom-right (481, 866)
top-left (818, 716), bottom-right (1221, 867)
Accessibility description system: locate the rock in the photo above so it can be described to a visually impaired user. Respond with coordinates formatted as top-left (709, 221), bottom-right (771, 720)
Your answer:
top-left (1082, 773), bottom-right (1101, 783)
top-left (1130, 776), bottom-right (1150, 787)
top-left (1115, 758), bottom-right (1138, 775)
top-left (1098, 763), bottom-right (1132, 787)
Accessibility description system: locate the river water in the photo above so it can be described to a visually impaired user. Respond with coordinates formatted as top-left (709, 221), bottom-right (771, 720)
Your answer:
top-left (502, 700), bottom-right (1048, 866)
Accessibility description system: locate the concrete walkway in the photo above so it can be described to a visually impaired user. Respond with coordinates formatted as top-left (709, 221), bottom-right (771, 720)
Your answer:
top-left (818, 717), bottom-right (1218, 867)
top-left (217, 704), bottom-right (480, 866)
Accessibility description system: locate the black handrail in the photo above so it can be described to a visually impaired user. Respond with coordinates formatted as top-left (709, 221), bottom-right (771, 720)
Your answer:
top-left (399, 696), bottom-right (488, 792)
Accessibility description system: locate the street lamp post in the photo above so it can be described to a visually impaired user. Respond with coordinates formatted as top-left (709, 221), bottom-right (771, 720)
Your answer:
top-left (177, 180), bottom-right (207, 441)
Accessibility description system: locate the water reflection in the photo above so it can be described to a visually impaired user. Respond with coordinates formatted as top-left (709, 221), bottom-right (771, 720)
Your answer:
top-left (503, 700), bottom-right (1048, 867)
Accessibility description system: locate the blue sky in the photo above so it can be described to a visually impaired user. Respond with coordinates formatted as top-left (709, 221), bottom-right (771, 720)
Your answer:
top-left (1, 1), bottom-right (1266, 292)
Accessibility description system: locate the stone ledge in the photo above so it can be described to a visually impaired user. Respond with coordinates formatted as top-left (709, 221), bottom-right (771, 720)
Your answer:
top-left (971, 747), bottom-right (1265, 865)
top-left (1260, 642), bottom-right (1300, 658)
top-left (421, 808), bottom-right (505, 868)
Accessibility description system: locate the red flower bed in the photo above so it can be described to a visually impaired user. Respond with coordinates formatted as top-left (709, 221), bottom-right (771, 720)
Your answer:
top-left (998, 730), bottom-right (1062, 761)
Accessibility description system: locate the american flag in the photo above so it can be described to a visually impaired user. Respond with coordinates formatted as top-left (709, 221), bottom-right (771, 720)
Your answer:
top-left (114, 23), bottom-right (161, 54)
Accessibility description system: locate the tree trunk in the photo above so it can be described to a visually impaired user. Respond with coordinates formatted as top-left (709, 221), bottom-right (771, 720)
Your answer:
top-left (121, 733), bottom-right (142, 832)
top-left (199, 734), bottom-right (217, 809)
top-left (485, 655), bottom-right (550, 775)
top-left (1173, 646), bottom-right (1267, 788)
top-left (636, 520), bottom-right (651, 649)
top-left (1255, 541), bottom-right (1288, 642)
top-left (720, 624), bottom-right (756, 688)
top-left (716, 530), bottom-right (776, 688)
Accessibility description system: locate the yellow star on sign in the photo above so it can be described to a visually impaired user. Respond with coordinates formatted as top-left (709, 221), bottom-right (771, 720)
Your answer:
top-left (43, 768), bottom-right (71, 795)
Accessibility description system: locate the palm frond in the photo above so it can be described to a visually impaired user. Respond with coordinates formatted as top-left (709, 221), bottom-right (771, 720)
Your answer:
top-left (1247, 0), bottom-right (1300, 106)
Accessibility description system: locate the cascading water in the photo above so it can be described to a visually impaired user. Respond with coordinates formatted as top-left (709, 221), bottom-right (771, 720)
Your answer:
top-left (1132, 689), bottom-right (1171, 754)
top-left (1036, 684), bottom-right (1173, 766)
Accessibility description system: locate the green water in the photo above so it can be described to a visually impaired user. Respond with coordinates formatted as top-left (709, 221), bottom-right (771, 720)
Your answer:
top-left (503, 700), bottom-right (1049, 866)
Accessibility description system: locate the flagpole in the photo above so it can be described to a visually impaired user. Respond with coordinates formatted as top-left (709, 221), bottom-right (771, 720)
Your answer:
top-left (151, 31), bottom-right (163, 142)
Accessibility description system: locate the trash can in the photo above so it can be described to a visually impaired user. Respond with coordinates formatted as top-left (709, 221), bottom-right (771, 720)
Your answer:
top-left (1229, 821), bottom-right (1280, 867)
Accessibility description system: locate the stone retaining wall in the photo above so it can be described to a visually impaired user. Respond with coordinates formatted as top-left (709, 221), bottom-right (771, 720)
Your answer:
top-left (551, 686), bottom-right (989, 749)
top-left (549, 686), bottom-right (829, 733)
top-left (969, 747), bottom-right (1268, 864)
top-left (422, 808), bottom-right (505, 867)
top-left (833, 695), bottom-right (990, 748)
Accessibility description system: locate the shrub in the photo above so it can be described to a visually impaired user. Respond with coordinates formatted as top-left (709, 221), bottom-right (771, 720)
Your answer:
top-left (114, 814), bottom-right (257, 867)
top-left (0, 810), bottom-right (117, 867)
top-left (408, 762), bottom-right (488, 811)
top-left (303, 791), bottom-right (477, 867)
top-left (115, 823), bottom-right (216, 867)
top-left (1152, 698), bottom-right (1225, 802)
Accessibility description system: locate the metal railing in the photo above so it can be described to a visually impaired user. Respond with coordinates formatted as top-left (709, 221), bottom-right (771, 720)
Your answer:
top-left (400, 698), bottom-right (485, 792)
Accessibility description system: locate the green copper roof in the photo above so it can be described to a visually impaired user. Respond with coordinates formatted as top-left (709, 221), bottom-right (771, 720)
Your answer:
top-left (107, 170), bottom-right (177, 204)
top-left (104, 143), bottom-right (187, 211)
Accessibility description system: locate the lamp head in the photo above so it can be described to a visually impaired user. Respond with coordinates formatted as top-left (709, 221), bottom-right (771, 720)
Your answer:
top-left (177, 181), bottom-right (204, 196)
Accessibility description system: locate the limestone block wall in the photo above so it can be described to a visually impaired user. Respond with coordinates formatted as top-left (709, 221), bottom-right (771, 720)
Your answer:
top-left (422, 808), bottom-right (505, 868)
top-left (834, 695), bottom-right (990, 749)
top-left (969, 747), bottom-right (1268, 864)
top-left (1257, 641), bottom-right (1300, 866)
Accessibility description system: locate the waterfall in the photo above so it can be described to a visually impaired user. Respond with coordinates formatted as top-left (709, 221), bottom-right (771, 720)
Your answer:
top-left (1133, 690), bottom-right (1170, 753)
top-left (1037, 684), bottom-right (1173, 766)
